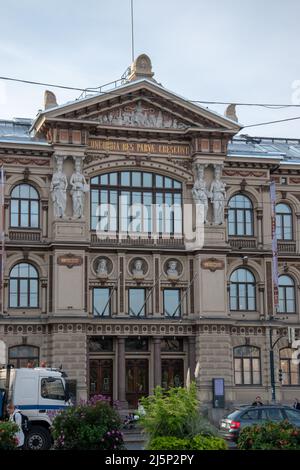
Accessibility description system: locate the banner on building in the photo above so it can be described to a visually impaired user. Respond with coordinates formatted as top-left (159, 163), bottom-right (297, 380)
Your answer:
top-left (0, 167), bottom-right (4, 314)
top-left (270, 179), bottom-right (279, 312)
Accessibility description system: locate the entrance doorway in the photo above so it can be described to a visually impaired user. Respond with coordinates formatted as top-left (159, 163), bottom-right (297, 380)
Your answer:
top-left (89, 359), bottom-right (113, 401)
top-left (126, 359), bottom-right (149, 408)
top-left (161, 359), bottom-right (184, 389)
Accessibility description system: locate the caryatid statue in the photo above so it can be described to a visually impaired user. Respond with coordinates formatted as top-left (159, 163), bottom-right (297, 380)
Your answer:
top-left (192, 163), bottom-right (209, 224)
top-left (70, 158), bottom-right (89, 218)
top-left (50, 156), bottom-right (68, 218)
top-left (210, 165), bottom-right (226, 225)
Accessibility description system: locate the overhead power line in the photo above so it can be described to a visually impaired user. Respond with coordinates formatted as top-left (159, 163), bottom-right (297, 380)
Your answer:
top-left (1, 75), bottom-right (300, 109)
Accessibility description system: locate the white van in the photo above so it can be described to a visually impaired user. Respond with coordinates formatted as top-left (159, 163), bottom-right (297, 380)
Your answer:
top-left (0, 366), bottom-right (70, 450)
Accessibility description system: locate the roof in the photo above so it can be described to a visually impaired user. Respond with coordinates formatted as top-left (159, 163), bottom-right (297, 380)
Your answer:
top-left (32, 77), bottom-right (242, 131)
top-left (228, 136), bottom-right (300, 163)
top-left (0, 118), bottom-right (48, 145)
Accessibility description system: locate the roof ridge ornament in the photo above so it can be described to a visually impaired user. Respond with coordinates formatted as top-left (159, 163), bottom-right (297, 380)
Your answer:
top-left (44, 90), bottom-right (58, 110)
top-left (225, 103), bottom-right (238, 122)
top-left (128, 53), bottom-right (155, 82)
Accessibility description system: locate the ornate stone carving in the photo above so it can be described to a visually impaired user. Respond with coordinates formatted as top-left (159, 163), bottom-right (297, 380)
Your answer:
top-left (70, 157), bottom-right (89, 219)
top-left (210, 164), bottom-right (226, 225)
top-left (164, 259), bottom-right (183, 280)
top-left (192, 163), bottom-right (209, 224)
top-left (96, 100), bottom-right (188, 129)
top-left (94, 257), bottom-right (113, 278)
top-left (50, 156), bottom-right (68, 218)
top-left (130, 258), bottom-right (148, 279)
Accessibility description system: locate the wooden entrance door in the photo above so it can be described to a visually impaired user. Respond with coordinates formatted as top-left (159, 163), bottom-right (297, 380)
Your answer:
top-left (89, 359), bottom-right (113, 400)
top-left (161, 359), bottom-right (184, 389)
top-left (126, 359), bottom-right (149, 408)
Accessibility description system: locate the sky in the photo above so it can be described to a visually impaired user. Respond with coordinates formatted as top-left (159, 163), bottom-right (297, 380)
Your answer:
top-left (0, 0), bottom-right (300, 138)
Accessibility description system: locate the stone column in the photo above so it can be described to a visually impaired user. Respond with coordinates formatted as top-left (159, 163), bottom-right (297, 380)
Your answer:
top-left (117, 337), bottom-right (127, 408)
top-left (153, 337), bottom-right (161, 387)
top-left (257, 208), bottom-right (263, 248)
top-left (188, 336), bottom-right (196, 380)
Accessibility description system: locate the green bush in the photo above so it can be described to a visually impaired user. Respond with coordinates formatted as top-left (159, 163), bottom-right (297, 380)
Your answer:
top-left (51, 397), bottom-right (124, 450)
top-left (238, 420), bottom-right (300, 450)
top-left (0, 421), bottom-right (19, 450)
top-left (148, 435), bottom-right (227, 450)
top-left (140, 383), bottom-right (217, 439)
top-left (190, 435), bottom-right (227, 450)
top-left (148, 436), bottom-right (190, 450)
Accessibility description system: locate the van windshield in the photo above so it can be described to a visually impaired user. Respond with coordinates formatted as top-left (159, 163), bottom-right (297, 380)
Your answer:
top-left (41, 378), bottom-right (65, 401)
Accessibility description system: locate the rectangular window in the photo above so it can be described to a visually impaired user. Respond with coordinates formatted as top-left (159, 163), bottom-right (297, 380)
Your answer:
top-left (164, 289), bottom-right (181, 317)
top-left (93, 288), bottom-right (111, 316)
top-left (128, 288), bottom-right (145, 316)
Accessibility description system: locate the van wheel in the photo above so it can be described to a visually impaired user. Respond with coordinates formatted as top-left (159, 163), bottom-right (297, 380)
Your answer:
top-left (24, 426), bottom-right (51, 450)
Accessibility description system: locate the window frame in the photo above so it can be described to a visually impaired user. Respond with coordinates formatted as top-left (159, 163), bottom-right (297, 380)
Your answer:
top-left (228, 194), bottom-right (254, 237)
top-left (10, 184), bottom-right (40, 229)
top-left (229, 268), bottom-right (256, 312)
top-left (8, 345), bottom-right (39, 368)
top-left (280, 348), bottom-right (300, 386)
top-left (278, 275), bottom-right (296, 314)
top-left (233, 345), bottom-right (262, 386)
top-left (92, 287), bottom-right (112, 317)
top-left (128, 287), bottom-right (146, 317)
top-left (163, 288), bottom-right (181, 318)
top-left (90, 171), bottom-right (183, 237)
top-left (9, 262), bottom-right (39, 309)
top-left (276, 203), bottom-right (293, 241)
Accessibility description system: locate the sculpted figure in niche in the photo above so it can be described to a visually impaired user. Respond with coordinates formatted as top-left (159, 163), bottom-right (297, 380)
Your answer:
top-left (50, 157), bottom-right (68, 218)
top-left (70, 158), bottom-right (89, 218)
top-left (97, 258), bottom-right (108, 277)
top-left (167, 260), bottom-right (179, 277)
top-left (210, 165), bottom-right (226, 225)
top-left (132, 259), bottom-right (144, 277)
top-left (192, 163), bottom-right (209, 224)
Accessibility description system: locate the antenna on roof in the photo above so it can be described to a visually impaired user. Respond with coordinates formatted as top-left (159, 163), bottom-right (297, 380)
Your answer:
top-left (130, 0), bottom-right (135, 63)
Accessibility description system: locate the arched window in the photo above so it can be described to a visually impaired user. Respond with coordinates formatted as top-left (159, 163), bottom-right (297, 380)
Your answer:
top-left (276, 203), bottom-right (293, 240)
top-left (278, 275), bottom-right (296, 313)
top-left (229, 268), bottom-right (256, 311)
top-left (10, 184), bottom-right (39, 228)
top-left (8, 345), bottom-right (39, 368)
top-left (234, 346), bottom-right (261, 385)
top-left (280, 348), bottom-right (300, 385)
top-left (90, 171), bottom-right (182, 236)
top-left (228, 194), bottom-right (253, 236)
top-left (9, 263), bottom-right (39, 308)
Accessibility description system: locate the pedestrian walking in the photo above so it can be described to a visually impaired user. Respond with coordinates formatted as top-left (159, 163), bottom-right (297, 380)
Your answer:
top-left (8, 402), bottom-right (25, 449)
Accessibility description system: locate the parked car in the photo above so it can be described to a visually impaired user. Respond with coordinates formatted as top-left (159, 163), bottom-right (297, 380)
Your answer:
top-left (219, 405), bottom-right (300, 444)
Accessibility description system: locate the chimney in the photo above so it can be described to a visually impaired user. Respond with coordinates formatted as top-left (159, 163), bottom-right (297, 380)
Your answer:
top-left (44, 90), bottom-right (58, 110)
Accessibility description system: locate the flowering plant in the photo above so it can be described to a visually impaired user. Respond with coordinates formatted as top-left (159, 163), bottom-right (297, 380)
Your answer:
top-left (0, 421), bottom-right (19, 450)
top-left (51, 396), bottom-right (124, 450)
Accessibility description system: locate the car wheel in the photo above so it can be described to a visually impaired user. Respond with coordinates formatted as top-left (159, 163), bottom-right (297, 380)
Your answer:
top-left (24, 426), bottom-right (52, 450)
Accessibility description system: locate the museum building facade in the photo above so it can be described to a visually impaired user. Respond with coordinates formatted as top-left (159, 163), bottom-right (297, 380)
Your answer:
top-left (1, 54), bottom-right (300, 411)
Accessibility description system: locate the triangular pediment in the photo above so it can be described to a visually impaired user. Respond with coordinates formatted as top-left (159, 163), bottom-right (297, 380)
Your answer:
top-left (82, 98), bottom-right (194, 130)
top-left (32, 79), bottom-right (242, 135)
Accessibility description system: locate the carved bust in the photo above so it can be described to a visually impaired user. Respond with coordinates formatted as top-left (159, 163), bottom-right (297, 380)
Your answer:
top-left (94, 257), bottom-right (112, 278)
top-left (131, 258), bottom-right (147, 279)
top-left (167, 260), bottom-right (178, 277)
top-left (164, 259), bottom-right (182, 280)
